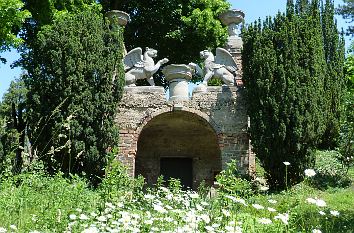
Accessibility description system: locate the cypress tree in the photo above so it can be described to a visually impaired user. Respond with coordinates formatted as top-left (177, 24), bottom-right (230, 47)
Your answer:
top-left (320, 0), bottom-right (346, 149)
top-left (22, 6), bottom-right (125, 181)
top-left (243, 0), bottom-right (332, 189)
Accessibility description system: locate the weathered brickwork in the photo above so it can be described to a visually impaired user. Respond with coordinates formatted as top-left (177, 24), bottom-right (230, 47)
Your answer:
top-left (115, 84), bottom-right (255, 189)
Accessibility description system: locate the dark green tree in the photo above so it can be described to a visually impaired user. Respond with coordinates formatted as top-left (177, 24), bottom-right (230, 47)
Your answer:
top-left (242, 0), bottom-right (343, 189)
top-left (320, 0), bottom-right (346, 149)
top-left (336, 0), bottom-right (354, 36)
top-left (99, 0), bottom-right (229, 85)
top-left (22, 5), bottom-right (125, 181)
top-left (0, 78), bottom-right (27, 174)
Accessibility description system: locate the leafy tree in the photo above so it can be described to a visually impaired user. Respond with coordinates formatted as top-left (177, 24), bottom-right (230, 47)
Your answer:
top-left (99, 0), bottom-right (230, 85)
top-left (340, 53), bottom-right (354, 169)
top-left (0, 0), bottom-right (30, 63)
top-left (336, 0), bottom-right (354, 36)
top-left (242, 0), bottom-right (344, 189)
top-left (22, 5), bottom-right (125, 181)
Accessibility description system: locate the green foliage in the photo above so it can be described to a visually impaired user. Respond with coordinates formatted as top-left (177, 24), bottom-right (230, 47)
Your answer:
top-left (336, 0), bottom-right (354, 36)
top-left (100, 151), bottom-right (144, 203)
top-left (339, 54), bottom-right (354, 169)
top-left (242, 0), bottom-right (345, 189)
top-left (0, 78), bottom-right (28, 174)
top-left (215, 160), bottom-right (254, 198)
top-left (100, 0), bottom-right (229, 85)
top-left (21, 6), bottom-right (125, 182)
top-left (0, 0), bottom-right (30, 62)
top-left (0, 171), bottom-right (100, 231)
top-left (309, 151), bottom-right (351, 189)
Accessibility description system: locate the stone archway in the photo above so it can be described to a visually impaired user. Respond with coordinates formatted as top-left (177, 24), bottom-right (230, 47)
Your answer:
top-left (135, 110), bottom-right (221, 190)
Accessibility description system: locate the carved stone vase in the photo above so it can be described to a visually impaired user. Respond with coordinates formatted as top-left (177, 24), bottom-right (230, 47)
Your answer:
top-left (162, 64), bottom-right (193, 101)
top-left (105, 10), bottom-right (130, 27)
top-left (219, 9), bottom-right (245, 53)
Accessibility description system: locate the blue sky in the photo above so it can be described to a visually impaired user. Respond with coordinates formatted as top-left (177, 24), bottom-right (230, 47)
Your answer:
top-left (0, 0), bottom-right (352, 98)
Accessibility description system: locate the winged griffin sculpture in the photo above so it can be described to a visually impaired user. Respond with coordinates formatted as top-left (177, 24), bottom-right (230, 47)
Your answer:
top-left (124, 47), bottom-right (169, 86)
top-left (189, 48), bottom-right (238, 86)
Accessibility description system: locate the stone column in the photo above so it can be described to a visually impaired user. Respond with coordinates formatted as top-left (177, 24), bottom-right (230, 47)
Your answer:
top-left (162, 64), bottom-right (193, 102)
top-left (219, 9), bottom-right (244, 86)
top-left (105, 10), bottom-right (130, 55)
top-left (219, 9), bottom-right (255, 176)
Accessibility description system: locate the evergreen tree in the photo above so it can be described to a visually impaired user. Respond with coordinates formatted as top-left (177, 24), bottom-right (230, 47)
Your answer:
top-left (0, 78), bottom-right (28, 173)
top-left (320, 0), bottom-right (346, 149)
top-left (22, 5), bottom-right (125, 181)
top-left (242, 0), bottom-right (344, 189)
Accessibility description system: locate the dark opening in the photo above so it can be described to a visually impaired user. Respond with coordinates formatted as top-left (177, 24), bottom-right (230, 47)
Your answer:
top-left (160, 157), bottom-right (193, 189)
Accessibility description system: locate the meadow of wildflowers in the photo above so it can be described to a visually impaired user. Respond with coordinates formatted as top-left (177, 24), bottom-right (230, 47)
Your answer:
top-left (0, 160), bottom-right (352, 232)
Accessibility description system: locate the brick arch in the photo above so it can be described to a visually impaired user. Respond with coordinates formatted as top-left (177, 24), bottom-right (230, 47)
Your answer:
top-left (136, 107), bottom-right (221, 136)
top-left (134, 106), bottom-right (223, 189)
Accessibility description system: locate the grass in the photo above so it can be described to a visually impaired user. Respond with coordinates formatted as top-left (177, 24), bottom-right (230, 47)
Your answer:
top-left (0, 163), bottom-right (352, 232)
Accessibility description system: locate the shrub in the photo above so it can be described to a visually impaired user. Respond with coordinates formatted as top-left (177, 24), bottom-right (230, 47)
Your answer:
top-left (309, 151), bottom-right (351, 189)
top-left (215, 160), bottom-right (255, 198)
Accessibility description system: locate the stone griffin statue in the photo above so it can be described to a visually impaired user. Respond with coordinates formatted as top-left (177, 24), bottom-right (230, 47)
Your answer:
top-left (124, 47), bottom-right (169, 86)
top-left (190, 48), bottom-right (238, 86)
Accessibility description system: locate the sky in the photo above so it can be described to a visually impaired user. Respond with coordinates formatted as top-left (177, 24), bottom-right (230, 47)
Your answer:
top-left (0, 0), bottom-right (352, 99)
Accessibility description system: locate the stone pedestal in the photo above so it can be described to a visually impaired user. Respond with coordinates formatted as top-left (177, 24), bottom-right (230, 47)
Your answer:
top-left (162, 64), bottom-right (193, 101)
top-left (219, 9), bottom-right (245, 53)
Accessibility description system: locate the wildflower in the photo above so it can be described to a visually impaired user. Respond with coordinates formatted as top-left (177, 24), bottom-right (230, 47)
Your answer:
top-left (69, 214), bottom-right (77, 220)
top-left (79, 214), bottom-right (89, 220)
top-left (305, 169), bottom-right (316, 177)
top-left (283, 162), bottom-right (290, 166)
top-left (189, 192), bottom-right (199, 199)
top-left (222, 209), bottom-right (231, 217)
top-left (29, 231), bottom-right (41, 233)
top-left (319, 211), bottom-right (326, 215)
top-left (196, 204), bottom-right (203, 211)
top-left (97, 216), bottom-right (107, 222)
top-left (81, 226), bottom-right (99, 233)
top-left (306, 197), bottom-right (317, 204)
top-left (144, 194), bottom-right (155, 200)
top-left (330, 210), bottom-right (340, 216)
top-left (235, 198), bottom-right (247, 206)
top-left (0, 228), bottom-right (6, 233)
top-left (312, 229), bottom-right (322, 233)
top-left (200, 214), bottom-right (211, 223)
top-left (268, 199), bottom-right (277, 204)
top-left (153, 204), bottom-right (167, 214)
top-left (159, 187), bottom-right (169, 192)
top-left (31, 214), bottom-right (38, 222)
top-left (76, 208), bottom-right (83, 213)
top-left (105, 202), bottom-right (116, 209)
top-left (10, 225), bottom-right (17, 230)
top-left (274, 213), bottom-right (289, 224)
top-left (267, 207), bottom-right (277, 212)
top-left (252, 204), bottom-right (264, 210)
top-left (90, 212), bottom-right (97, 217)
top-left (315, 199), bottom-right (326, 207)
top-left (144, 219), bottom-right (153, 225)
top-left (225, 226), bottom-right (242, 233)
top-left (260, 186), bottom-right (269, 191)
top-left (258, 218), bottom-right (272, 224)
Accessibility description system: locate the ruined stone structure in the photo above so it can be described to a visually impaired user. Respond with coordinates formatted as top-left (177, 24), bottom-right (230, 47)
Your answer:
top-left (114, 9), bottom-right (255, 189)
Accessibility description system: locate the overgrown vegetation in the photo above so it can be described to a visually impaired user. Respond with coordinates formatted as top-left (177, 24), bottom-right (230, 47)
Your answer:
top-left (0, 159), bottom-right (352, 232)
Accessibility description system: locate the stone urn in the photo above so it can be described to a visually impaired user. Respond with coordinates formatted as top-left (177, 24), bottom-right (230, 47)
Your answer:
top-left (105, 10), bottom-right (130, 27)
top-left (219, 9), bottom-right (245, 37)
top-left (162, 64), bottom-right (193, 101)
top-left (219, 9), bottom-right (245, 53)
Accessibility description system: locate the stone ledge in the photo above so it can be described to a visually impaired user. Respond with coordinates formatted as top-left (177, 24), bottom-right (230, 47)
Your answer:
top-left (124, 86), bottom-right (165, 94)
